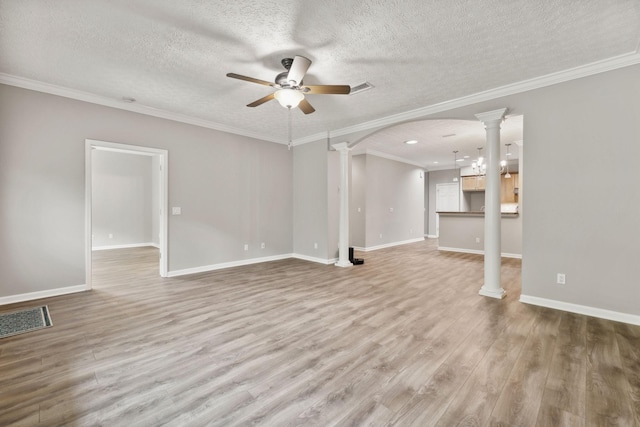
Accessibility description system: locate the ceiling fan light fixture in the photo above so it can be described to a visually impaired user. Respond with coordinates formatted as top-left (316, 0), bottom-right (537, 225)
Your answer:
top-left (274, 88), bottom-right (304, 108)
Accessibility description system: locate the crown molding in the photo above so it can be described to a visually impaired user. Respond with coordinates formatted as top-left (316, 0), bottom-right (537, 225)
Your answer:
top-left (0, 73), bottom-right (283, 144)
top-left (357, 149), bottom-right (428, 169)
top-left (2, 50), bottom-right (639, 147)
top-left (328, 51), bottom-right (640, 140)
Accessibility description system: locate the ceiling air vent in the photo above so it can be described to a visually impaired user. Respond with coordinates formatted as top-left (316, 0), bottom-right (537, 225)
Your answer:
top-left (349, 81), bottom-right (373, 95)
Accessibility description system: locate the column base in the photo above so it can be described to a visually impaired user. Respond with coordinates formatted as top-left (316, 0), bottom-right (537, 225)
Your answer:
top-left (334, 260), bottom-right (353, 268)
top-left (479, 286), bottom-right (506, 299)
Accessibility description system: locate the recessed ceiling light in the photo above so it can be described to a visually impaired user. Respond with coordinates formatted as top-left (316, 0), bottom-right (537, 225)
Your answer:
top-left (433, 161), bottom-right (439, 164)
top-left (456, 158), bottom-right (465, 162)
top-left (404, 140), bottom-right (418, 145)
top-left (121, 96), bottom-right (136, 103)
top-left (442, 133), bottom-right (456, 138)
top-left (464, 155), bottom-right (470, 159)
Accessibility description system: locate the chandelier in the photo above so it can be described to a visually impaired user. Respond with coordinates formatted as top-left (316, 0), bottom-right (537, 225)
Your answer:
top-left (501, 143), bottom-right (512, 178)
top-left (472, 147), bottom-right (486, 176)
top-left (472, 145), bottom-right (512, 177)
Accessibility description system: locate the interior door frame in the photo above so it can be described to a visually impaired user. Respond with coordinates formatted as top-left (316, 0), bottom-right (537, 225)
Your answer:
top-left (85, 139), bottom-right (169, 289)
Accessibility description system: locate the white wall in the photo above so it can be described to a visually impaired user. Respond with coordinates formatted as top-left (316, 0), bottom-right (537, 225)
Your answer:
top-left (0, 84), bottom-right (292, 299)
top-left (91, 150), bottom-right (154, 248)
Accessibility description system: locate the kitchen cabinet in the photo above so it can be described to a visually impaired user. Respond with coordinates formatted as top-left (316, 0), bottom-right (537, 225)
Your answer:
top-left (462, 175), bottom-right (485, 191)
top-left (500, 173), bottom-right (519, 203)
top-left (462, 173), bottom-right (519, 202)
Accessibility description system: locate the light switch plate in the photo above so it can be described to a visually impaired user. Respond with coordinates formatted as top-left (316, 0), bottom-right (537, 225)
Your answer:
top-left (172, 207), bottom-right (181, 215)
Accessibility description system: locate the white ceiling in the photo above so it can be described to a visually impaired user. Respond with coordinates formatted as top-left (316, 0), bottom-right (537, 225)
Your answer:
top-left (1, 0), bottom-right (639, 167)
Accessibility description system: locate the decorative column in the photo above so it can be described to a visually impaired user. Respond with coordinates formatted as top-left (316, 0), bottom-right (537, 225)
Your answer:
top-left (475, 108), bottom-right (507, 299)
top-left (332, 142), bottom-right (353, 267)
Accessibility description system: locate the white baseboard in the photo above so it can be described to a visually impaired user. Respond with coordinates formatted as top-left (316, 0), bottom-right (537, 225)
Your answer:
top-left (359, 237), bottom-right (425, 252)
top-left (0, 284), bottom-right (89, 306)
top-left (426, 234), bottom-right (438, 239)
top-left (167, 254), bottom-right (293, 277)
top-left (520, 294), bottom-right (640, 326)
top-left (438, 246), bottom-right (522, 259)
top-left (92, 242), bottom-right (158, 251)
top-left (292, 254), bottom-right (338, 265)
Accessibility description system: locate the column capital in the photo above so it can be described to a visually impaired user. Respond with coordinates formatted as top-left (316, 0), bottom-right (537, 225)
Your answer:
top-left (475, 108), bottom-right (507, 125)
top-left (331, 142), bottom-right (351, 152)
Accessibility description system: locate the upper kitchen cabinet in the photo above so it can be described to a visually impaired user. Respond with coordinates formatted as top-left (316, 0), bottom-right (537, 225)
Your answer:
top-left (462, 175), bottom-right (486, 191)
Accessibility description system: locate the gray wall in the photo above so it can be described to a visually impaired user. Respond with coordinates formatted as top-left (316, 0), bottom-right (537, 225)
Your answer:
top-left (91, 150), bottom-right (154, 248)
top-left (342, 63), bottom-right (640, 318)
top-left (327, 149), bottom-right (341, 260)
top-left (352, 154), bottom-right (424, 249)
top-left (438, 214), bottom-right (522, 256)
top-left (292, 139), bottom-right (329, 260)
top-left (350, 155), bottom-right (367, 247)
top-left (0, 84), bottom-right (292, 298)
top-left (426, 169), bottom-right (462, 236)
top-left (151, 155), bottom-right (160, 247)
top-left (423, 171), bottom-right (429, 236)
top-left (519, 65), bottom-right (639, 315)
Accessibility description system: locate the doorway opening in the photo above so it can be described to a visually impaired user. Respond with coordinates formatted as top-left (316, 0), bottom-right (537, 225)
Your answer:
top-left (435, 182), bottom-right (460, 237)
top-left (85, 139), bottom-right (168, 289)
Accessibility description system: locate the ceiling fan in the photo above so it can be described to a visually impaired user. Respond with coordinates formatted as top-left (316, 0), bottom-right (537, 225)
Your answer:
top-left (226, 55), bottom-right (351, 114)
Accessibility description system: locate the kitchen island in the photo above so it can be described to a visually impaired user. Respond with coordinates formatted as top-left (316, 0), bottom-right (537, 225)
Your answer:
top-left (437, 210), bottom-right (521, 258)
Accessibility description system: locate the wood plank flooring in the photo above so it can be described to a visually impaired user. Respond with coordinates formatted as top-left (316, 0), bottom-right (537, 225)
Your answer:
top-left (1, 239), bottom-right (639, 426)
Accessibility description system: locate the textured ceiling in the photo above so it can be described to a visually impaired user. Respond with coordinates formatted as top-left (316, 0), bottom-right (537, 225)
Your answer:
top-left (1, 0), bottom-right (639, 165)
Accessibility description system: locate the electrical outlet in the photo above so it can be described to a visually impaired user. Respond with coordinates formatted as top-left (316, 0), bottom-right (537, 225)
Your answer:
top-left (557, 273), bottom-right (566, 285)
top-left (475, 237), bottom-right (480, 243)
top-left (379, 233), bottom-right (383, 239)
top-left (261, 242), bottom-right (265, 249)
top-left (244, 244), bottom-right (249, 251)
top-left (108, 233), bottom-right (113, 239)
top-left (389, 207), bottom-right (394, 213)
top-left (314, 242), bottom-right (318, 249)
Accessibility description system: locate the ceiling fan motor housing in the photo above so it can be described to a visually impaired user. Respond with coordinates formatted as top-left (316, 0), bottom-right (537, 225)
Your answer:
top-left (276, 58), bottom-right (299, 87)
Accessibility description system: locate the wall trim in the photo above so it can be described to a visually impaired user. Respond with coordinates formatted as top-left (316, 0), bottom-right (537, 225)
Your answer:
top-left (438, 246), bottom-right (522, 259)
top-left (92, 242), bottom-right (158, 251)
top-left (520, 294), bottom-right (640, 326)
top-left (352, 149), bottom-right (428, 168)
top-left (0, 73), bottom-right (281, 144)
top-left (0, 285), bottom-right (89, 306)
top-left (2, 52), bottom-right (638, 148)
top-left (329, 51), bottom-right (640, 141)
top-left (360, 237), bottom-right (425, 252)
top-left (292, 254), bottom-right (338, 265)
top-left (167, 254), bottom-right (293, 277)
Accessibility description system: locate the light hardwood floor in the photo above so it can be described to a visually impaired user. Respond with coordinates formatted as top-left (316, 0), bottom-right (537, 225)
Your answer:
top-left (1, 239), bottom-right (639, 426)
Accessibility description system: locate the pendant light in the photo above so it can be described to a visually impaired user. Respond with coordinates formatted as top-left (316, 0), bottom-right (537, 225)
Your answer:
top-left (504, 143), bottom-right (512, 178)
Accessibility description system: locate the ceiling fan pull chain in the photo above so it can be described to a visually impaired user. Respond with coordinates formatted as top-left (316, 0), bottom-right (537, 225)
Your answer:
top-left (287, 106), bottom-right (292, 150)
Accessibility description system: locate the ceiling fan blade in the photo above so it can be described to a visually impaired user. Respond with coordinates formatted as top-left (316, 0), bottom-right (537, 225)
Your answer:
top-left (287, 55), bottom-right (312, 86)
top-left (298, 98), bottom-right (315, 114)
top-left (303, 85), bottom-right (351, 95)
top-left (247, 93), bottom-right (275, 107)
top-left (226, 73), bottom-right (274, 87)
